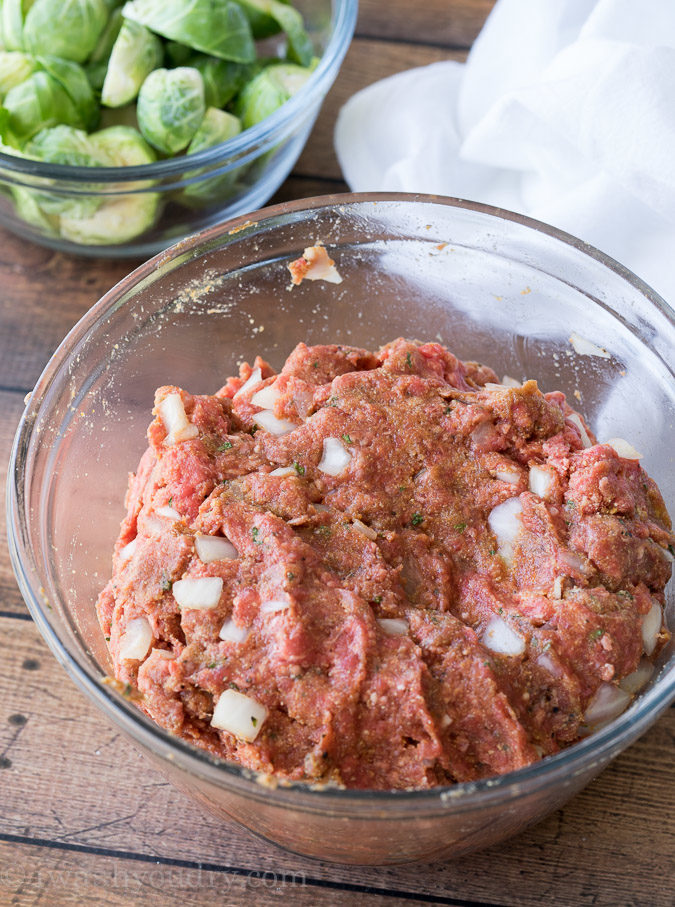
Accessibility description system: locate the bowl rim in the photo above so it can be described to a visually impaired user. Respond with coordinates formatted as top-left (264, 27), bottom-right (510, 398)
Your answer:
top-left (0, 0), bottom-right (358, 184)
top-left (8, 191), bottom-right (675, 812)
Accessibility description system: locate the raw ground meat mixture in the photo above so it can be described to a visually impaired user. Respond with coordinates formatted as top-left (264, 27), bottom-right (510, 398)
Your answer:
top-left (97, 338), bottom-right (673, 790)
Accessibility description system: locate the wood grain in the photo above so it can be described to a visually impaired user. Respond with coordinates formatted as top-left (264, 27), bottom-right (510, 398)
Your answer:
top-left (357, 0), bottom-right (495, 48)
top-left (0, 391), bottom-right (31, 617)
top-left (1, 618), bottom-right (673, 907)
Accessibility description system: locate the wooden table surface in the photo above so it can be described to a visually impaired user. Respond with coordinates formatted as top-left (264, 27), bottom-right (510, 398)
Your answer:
top-left (1, 2), bottom-right (673, 905)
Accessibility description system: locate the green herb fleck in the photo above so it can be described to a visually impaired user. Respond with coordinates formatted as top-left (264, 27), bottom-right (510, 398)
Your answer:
top-left (207, 661), bottom-right (217, 669)
top-left (590, 628), bottom-right (604, 640)
top-left (566, 500), bottom-right (576, 509)
top-left (217, 441), bottom-right (233, 451)
top-left (250, 425), bottom-right (259, 435)
top-left (105, 636), bottom-right (110, 642)
top-left (286, 571), bottom-right (296, 581)
top-left (326, 396), bottom-right (339, 407)
top-left (668, 543), bottom-right (675, 558)
top-left (498, 606), bottom-right (504, 615)
top-left (342, 433), bottom-right (353, 444)
top-left (372, 595), bottom-right (383, 604)
top-left (228, 681), bottom-right (240, 691)
top-left (312, 361), bottom-right (319, 368)
top-left (542, 640), bottom-right (552, 652)
top-left (317, 526), bottom-right (332, 538)
top-left (411, 512), bottom-right (424, 526)
top-left (123, 683), bottom-right (133, 698)
top-left (168, 496), bottom-right (173, 506)
top-left (251, 716), bottom-right (258, 727)
top-left (405, 352), bottom-right (413, 369)
top-left (455, 521), bottom-right (467, 533)
top-left (488, 547), bottom-right (496, 556)
top-left (251, 527), bottom-right (261, 544)
top-left (443, 406), bottom-right (451, 415)
top-left (293, 461), bottom-right (305, 476)
top-left (160, 574), bottom-right (173, 592)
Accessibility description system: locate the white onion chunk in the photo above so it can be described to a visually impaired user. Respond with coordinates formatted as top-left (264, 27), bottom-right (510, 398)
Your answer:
top-left (119, 617), bottom-right (153, 661)
top-left (482, 615), bottom-right (526, 656)
top-left (318, 437), bottom-right (351, 476)
top-left (173, 576), bottom-right (223, 610)
top-left (195, 535), bottom-right (238, 563)
top-left (211, 689), bottom-right (268, 742)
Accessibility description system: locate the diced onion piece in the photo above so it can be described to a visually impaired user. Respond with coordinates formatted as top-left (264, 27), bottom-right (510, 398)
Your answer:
top-left (353, 519), bottom-right (377, 541)
top-left (158, 393), bottom-right (198, 446)
top-left (156, 505), bottom-right (181, 520)
top-left (529, 465), bottom-right (555, 499)
top-left (482, 615), bottom-right (526, 656)
top-left (173, 576), bottom-right (223, 610)
top-left (195, 535), bottom-right (238, 563)
top-left (314, 503), bottom-right (330, 512)
top-left (251, 382), bottom-right (281, 410)
top-left (318, 437), bottom-right (351, 476)
top-left (233, 367), bottom-right (262, 400)
top-left (558, 548), bottom-right (590, 575)
top-left (552, 576), bottom-right (563, 599)
top-left (152, 649), bottom-right (175, 660)
top-left (260, 599), bottom-right (288, 615)
top-left (584, 683), bottom-right (631, 727)
top-left (536, 652), bottom-right (562, 677)
top-left (298, 245), bottom-right (343, 284)
top-left (619, 659), bottom-right (655, 694)
top-left (642, 599), bottom-right (662, 655)
top-left (569, 332), bottom-right (610, 359)
top-left (211, 689), bottom-right (268, 742)
top-left (270, 466), bottom-right (296, 477)
top-left (440, 713), bottom-right (452, 728)
top-left (119, 538), bottom-right (137, 563)
top-left (483, 382), bottom-right (510, 393)
top-left (119, 617), bottom-right (153, 661)
top-left (219, 618), bottom-right (249, 644)
top-left (378, 618), bottom-right (409, 636)
top-left (606, 437), bottom-right (642, 460)
top-left (567, 413), bottom-right (592, 449)
top-left (488, 497), bottom-right (523, 564)
top-left (254, 410), bottom-right (296, 436)
top-left (495, 468), bottom-right (520, 486)
top-left (502, 375), bottom-right (521, 388)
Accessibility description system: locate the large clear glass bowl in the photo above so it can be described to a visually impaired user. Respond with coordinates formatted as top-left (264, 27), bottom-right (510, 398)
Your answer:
top-left (0, 0), bottom-right (356, 258)
top-left (7, 194), bottom-right (674, 865)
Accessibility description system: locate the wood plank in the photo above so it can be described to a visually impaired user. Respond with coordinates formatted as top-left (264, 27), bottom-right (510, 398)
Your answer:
top-left (295, 39), bottom-right (466, 181)
top-left (0, 842), bottom-right (417, 907)
top-left (0, 391), bottom-right (32, 617)
top-left (357, 0), bottom-right (495, 49)
top-left (1, 617), bottom-right (673, 907)
top-left (0, 240), bottom-right (137, 393)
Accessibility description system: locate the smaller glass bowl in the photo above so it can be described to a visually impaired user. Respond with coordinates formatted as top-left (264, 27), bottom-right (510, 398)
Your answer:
top-left (7, 194), bottom-right (674, 864)
top-left (0, 0), bottom-right (356, 258)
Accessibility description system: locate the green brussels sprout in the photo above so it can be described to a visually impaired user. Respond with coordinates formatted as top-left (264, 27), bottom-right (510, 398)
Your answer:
top-left (98, 102), bottom-right (138, 130)
top-left (23, 124), bottom-right (104, 216)
top-left (0, 50), bottom-right (37, 99)
top-left (1, 0), bottom-right (32, 52)
top-left (192, 54), bottom-right (257, 109)
top-left (36, 56), bottom-right (99, 131)
top-left (101, 19), bottom-right (162, 107)
top-left (182, 106), bottom-right (241, 202)
top-left (59, 191), bottom-right (159, 244)
top-left (23, 0), bottom-right (108, 63)
top-left (89, 123), bottom-right (155, 165)
top-left (122, 0), bottom-right (255, 63)
top-left (137, 66), bottom-right (204, 154)
top-left (10, 184), bottom-right (59, 233)
top-left (85, 6), bottom-right (123, 89)
top-left (233, 0), bottom-right (312, 65)
top-left (235, 61), bottom-right (312, 130)
top-left (2, 71), bottom-right (83, 142)
top-left (164, 40), bottom-right (193, 68)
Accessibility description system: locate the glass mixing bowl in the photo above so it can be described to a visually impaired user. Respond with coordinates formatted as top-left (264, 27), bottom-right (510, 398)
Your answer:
top-left (7, 194), bottom-right (675, 865)
top-left (0, 0), bottom-right (357, 258)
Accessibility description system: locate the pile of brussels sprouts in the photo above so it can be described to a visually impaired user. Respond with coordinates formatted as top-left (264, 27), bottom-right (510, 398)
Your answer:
top-left (0, 0), bottom-right (317, 245)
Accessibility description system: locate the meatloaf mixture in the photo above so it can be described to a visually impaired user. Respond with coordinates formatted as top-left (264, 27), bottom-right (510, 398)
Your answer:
top-left (97, 338), bottom-right (673, 790)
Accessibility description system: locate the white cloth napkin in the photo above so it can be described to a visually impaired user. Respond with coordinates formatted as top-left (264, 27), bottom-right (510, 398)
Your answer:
top-left (335, 0), bottom-right (675, 307)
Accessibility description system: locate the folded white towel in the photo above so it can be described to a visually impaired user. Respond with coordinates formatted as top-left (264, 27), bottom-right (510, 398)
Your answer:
top-left (335, 0), bottom-right (675, 307)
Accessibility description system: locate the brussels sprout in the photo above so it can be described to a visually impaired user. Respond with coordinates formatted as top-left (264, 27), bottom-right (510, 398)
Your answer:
top-left (137, 66), bottom-right (204, 154)
top-left (122, 0), bottom-right (255, 63)
top-left (36, 56), bottom-right (98, 131)
top-left (10, 184), bottom-right (58, 233)
top-left (23, 0), bottom-right (108, 63)
top-left (89, 124), bottom-right (155, 165)
top-left (84, 5), bottom-right (123, 88)
top-left (164, 40), bottom-right (193, 68)
top-left (193, 55), bottom-right (256, 109)
top-left (235, 61), bottom-right (312, 130)
top-left (0, 50), bottom-right (36, 99)
top-left (1, 0), bottom-right (31, 52)
top-left (233, 0), bottom-right (312, 65)
top-left (2, 71), bottom-right (83, 142)
top-left (59, 190), bottom-right (159, 244)
top-left (98, 102), bottom-right (138, 130)
top-left (182, 106), bottom-right (241, 202)
top-left (101, 19), bottom-right (162, 107)
top-left (23, 124), bottom-right (104, 216)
